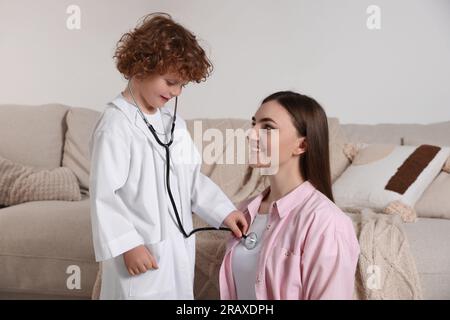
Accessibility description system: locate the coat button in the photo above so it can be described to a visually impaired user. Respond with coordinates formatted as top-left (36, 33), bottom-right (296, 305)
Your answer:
top-left (266, 224), bottom-right (271, 230)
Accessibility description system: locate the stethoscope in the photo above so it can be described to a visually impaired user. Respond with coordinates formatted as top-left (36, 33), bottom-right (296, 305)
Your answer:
top-left (128, 80), bottom-right (259, 250)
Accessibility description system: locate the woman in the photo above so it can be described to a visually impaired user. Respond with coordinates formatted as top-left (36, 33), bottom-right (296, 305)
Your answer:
top-left (219, 91), bottom-right (360, 300)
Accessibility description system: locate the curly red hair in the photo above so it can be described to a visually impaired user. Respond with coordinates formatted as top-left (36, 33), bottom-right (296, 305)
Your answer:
top-left (114, 13), bottom-right (213, 82)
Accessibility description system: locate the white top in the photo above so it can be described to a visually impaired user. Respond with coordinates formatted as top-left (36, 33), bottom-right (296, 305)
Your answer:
top-left (231, 213), bottom-right (269, 300)
top-left (143, 109), bottom-right (167, 143)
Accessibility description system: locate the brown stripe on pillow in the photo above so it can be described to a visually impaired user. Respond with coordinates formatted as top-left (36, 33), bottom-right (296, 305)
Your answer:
top-left (385, 145), bottom-right (441, 194)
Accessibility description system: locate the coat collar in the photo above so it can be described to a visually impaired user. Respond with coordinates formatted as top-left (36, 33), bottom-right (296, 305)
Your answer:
top-left (245, 180), bottom-right (315, 222)
top-left (109, 94), bottom-right (176, 167)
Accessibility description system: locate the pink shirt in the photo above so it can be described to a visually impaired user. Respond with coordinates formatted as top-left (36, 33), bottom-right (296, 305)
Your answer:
top-left (219, 181), bottom-right (360, 300)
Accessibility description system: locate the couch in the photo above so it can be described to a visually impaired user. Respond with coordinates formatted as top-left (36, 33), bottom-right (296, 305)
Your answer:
top-left (0, 103), bottom-right (449, 299)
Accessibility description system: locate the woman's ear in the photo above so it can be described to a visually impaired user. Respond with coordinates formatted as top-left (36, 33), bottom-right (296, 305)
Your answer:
top-left (293, 137), bottom-right (307, 156)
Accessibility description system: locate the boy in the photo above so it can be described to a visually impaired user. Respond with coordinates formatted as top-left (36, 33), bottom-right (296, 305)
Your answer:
top-left (89, 13), bottom-right (247, 299)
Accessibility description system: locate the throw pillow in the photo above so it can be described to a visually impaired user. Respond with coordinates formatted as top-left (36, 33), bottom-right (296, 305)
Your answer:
top-left (0, 155), bottom-right (82, 206)
top-left (333, 143), bottom-right (450, 222)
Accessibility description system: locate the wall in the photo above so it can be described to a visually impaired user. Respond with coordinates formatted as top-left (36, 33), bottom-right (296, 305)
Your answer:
top-left (1, 0), bottom-right (449, 124)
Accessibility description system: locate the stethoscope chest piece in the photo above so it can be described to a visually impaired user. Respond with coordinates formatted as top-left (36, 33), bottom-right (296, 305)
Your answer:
top-left (242, 232), bottom-right (258, 250)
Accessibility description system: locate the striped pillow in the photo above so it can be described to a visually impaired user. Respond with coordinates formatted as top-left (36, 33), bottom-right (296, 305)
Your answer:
top-left (333, 144), bottom-right (450, 222)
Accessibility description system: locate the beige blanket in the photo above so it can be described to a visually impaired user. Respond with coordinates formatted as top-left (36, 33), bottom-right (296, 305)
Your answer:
top-left (193, 209), bottom-right (423, 300)
top-left (350, 209), bottom-right (423, 300)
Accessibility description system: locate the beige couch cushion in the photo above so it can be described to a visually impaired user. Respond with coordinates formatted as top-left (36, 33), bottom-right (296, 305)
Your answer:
top-left (404, 218), bottom-right (450, 299)
top-left (0, 104), bottom-right (69, 169)
top-left (414, 172), bottom-right (450, 220)
top-left (0, 197), bottom-right (97, 298)
top-left (62, 108), bottom-right (102, 194)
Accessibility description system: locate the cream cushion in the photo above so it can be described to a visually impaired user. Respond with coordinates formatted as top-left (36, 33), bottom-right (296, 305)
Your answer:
top-left (333, 144), bottom-right (450, 222)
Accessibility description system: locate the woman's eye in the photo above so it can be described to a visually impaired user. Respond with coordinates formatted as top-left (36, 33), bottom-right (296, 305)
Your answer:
top-left (263, 125), bottom-right (273, 130)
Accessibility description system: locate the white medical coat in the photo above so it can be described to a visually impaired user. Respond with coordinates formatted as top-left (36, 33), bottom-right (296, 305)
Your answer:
top-left (89, 94), bottom-right (236, 299)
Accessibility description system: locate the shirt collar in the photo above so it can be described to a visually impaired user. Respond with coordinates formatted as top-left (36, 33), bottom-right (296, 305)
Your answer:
top-left (245, 180), bottom-right (315, 221)
top-left (110, 93), bottom-right (174, 124)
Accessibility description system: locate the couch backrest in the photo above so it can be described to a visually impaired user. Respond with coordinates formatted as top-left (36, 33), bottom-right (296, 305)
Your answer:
top-left (15, 102), bottom-right (446, 199)
top-left (0, 104), bottom-right (70, 169)
top-left (341, 121), bottom-right (450, 146)
top-left (62, 107), bottom-right (102, 193)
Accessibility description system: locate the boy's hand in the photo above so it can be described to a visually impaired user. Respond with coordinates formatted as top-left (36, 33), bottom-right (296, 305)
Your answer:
top-left (123, 245), bottom-right (158, 276)
top-left (224, 210), bottom-right (248, 238)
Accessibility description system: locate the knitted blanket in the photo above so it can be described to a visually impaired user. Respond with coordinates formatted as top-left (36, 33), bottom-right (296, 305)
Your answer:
top-left (350, 209), bottom-right (423, 300)
top-left (0, 155), bottom-right (81, 206)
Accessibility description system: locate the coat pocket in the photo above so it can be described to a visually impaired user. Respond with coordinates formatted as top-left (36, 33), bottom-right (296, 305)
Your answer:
top-left (128, 240), bottom-right (175, 298)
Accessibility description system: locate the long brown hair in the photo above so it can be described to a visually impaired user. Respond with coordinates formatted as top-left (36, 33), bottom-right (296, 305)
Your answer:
top-left (262, 91), bottom-right (334, 202)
